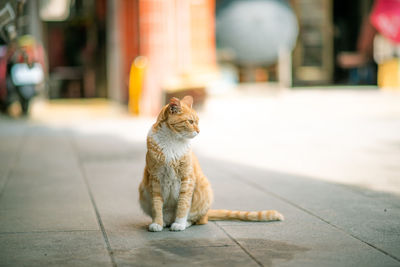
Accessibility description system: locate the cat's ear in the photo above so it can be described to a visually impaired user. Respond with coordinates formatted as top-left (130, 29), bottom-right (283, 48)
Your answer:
top-left (169, 97), bottom-right (181, 114)
top-left (182, 95), bottom-right (193, 108)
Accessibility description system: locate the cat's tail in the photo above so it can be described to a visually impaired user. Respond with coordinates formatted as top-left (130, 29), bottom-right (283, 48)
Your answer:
top-left (207, 209), bottom-right (284, 222)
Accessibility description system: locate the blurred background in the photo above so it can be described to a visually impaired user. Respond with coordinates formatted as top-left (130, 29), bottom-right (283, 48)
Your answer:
top-left (0, 0), bottom-right (399, 117)
top-left (0, 0), bottom-right (400, 194)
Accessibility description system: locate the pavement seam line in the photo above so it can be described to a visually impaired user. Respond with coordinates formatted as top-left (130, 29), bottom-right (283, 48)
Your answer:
top-left (69, 135), bottom-right (117, 267)
top-left (213, 221), bottom-right (264, 267)
top-left (0, 128), bottom-right (28, 202)
top-left (228, 171), bottom-right (400, 263)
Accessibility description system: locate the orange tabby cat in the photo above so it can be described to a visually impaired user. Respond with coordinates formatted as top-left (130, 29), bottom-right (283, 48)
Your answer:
top-left (139, 96), bottom-right (284, 231)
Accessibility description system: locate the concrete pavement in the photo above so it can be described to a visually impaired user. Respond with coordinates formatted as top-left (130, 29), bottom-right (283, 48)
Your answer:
top-left (1, 90), bottom-right (400, 266)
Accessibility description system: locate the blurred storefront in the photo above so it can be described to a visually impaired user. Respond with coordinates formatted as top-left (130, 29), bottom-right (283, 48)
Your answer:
top-left (291, 0), bottom-right (335, 85)
top-left (41, 0), bottom-right (107, 99)
top-left (216, 0), bottom-right (381, 86)
top-left (108, 0), bottom-right (216, 115)
top-left (291, 0), bottom-right (377, 86)
top-left (11, 0), bottom-right (216, 116)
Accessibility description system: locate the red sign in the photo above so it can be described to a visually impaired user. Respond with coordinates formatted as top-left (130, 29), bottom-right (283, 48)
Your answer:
top-left (370, 0), bottom-right (400, 43)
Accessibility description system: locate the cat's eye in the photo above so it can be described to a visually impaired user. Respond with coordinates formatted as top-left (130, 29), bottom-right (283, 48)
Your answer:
top-left (188, 120), bottom-right (194, 124)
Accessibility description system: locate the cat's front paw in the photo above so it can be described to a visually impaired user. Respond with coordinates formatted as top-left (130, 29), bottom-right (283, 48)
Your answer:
top-left (170, 222), bottom-right (186, 231)
top-left (148, 223), bottom-right (163, 232)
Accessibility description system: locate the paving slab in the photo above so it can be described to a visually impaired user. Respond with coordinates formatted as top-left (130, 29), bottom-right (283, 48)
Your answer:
top-left (72, 133), bottom-right (146, 230)
top-left (0, 127), bottom-right (99, 233)
top-left (221, 226), bottom-right (400, 267)
top-left (207, 158), bottom-right (400, 261)
top-left (72, 133), bottom-right (145, 163)
top-left (197, 156), bottom-right (400, 266)
top-left (113, 239), bottom-right (258, 267)
top-left (0, 170), bottom-right (98, 232)
top-left (0, 231), bottom-right (110, 267)
top-left (15, 128), bottom-right (79, 174)
top-left (0, 120), bottom-right (26, 194)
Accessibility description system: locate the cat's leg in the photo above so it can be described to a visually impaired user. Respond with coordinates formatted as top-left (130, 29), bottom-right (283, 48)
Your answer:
top-left (188, 176), bottom-right (213, 225)
top-left (139, 182), bottom-right (152, 217)
top-left (170, 175), bottom-right (195, 231)
top-left (196, 214), bottom-right (208, 225)
top-left (149, 178), bottom-right (164, 232)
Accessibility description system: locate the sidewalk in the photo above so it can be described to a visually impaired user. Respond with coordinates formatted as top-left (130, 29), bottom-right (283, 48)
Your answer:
top-left (1, 90), bottom-right (400, 266)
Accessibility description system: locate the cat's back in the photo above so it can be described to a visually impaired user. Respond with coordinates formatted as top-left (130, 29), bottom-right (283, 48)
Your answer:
top-left (191, 152), bottom-right (203, 176)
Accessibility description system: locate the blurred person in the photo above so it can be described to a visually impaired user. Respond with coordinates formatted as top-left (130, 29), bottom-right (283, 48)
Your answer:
top-left (371, 0), bottom-right (400, 88)
top-left (338, 0), bottom-right (400, 86)
top-left (0, 1), bottom-right (46, 115)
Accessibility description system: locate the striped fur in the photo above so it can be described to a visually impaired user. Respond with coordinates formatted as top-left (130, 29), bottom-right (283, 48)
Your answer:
top-left (138, 96), bottom-right (284, 232)
top-left (207, 209), bottom-right (284, 221)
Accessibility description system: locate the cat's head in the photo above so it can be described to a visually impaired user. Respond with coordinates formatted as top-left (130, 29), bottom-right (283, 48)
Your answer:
top-left (154, 96), bottom-right (200, 139)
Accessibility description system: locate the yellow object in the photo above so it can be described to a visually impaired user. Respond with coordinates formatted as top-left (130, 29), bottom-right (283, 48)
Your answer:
top-left (129, 56), bottom-right (148, 115)
top-left (378, 58), bottom-right (400, 90)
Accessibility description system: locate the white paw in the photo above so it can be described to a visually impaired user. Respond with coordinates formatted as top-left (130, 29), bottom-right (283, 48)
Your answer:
top-left (170, 222), bottom-right (186, 231)
top-left (148, 223), bottom-right (163, 232)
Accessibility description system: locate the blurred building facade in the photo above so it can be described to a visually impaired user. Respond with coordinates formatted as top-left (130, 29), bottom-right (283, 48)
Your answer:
top-left (6, 0), bottom-right (397, 116)
top-left (292, 0), bottom-right (376, 86)
top-left (16, 0), bottom-right (216, 116)
top-left (216, 0), bottom-right (377, 86)
top-left (108, 0), bottom-right (216, 115)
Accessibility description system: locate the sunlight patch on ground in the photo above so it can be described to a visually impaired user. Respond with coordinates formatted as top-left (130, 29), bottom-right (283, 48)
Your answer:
top-left (194, 89), bottom-right (400, 195)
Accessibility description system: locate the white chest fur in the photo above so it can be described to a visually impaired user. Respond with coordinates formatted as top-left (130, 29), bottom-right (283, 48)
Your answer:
top-left (148, 124), bottom-right (192, 226)
top-left (148, 124), bottom-right (191, 162)
top-left (157, 164), bottom-right (181, 225)
top-left (158, 165), bottom-right (181, 202)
